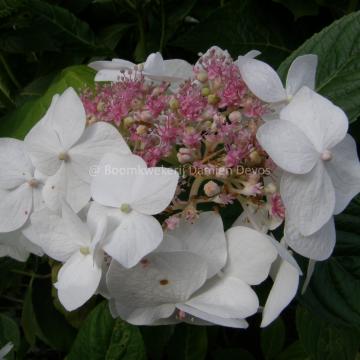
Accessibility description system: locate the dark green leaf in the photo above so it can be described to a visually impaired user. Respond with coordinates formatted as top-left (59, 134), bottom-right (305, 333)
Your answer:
top-left (299, 196), bottom-right (360, 328)
top-left (166, 324), bottom-right (208, 360)
top-left (276, 341), bottom-right (309, 360)
top-left (273, 0), bottom-right (319, 19)
top-left (212, 347), bottom-right (256, 360)
top-left (98, 24), bottom-right (134, 50)
top-left (171, 0), bottom-right (291, 66)
top-left (141, 325), bottom-right (174, 359)
top-left (31, 278), bottom-right (76, 351)
top-left (0, 313), bottom-right (20, 359)
top-left (278, 11), bottom-right (360, 123)
top-left (296, 306), bottom-right (360, 360)
top-left (261, 318), bottom-right (285, 360)
top-left (24, 0), bottom-right (97, 50)
top-left (67, 301), bottom-right (146, 360)
top-left (0, 65), bottom-right (95, 138)
top-left (21, 280), bottom-right (38, 347)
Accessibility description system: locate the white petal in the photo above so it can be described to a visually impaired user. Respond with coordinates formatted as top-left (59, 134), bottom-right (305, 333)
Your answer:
top-left (55, 251), bottom-right (102, 311)
top-left (261, 259), bottom-right (300, 327)
top-left (257, 120), bottom-right (318, 174)
top-left (0, 230), bottom-right (32, 262)
top-left (158, 212), bottom-right (227, 278)
top-left (286, 54), bottom-right (318, 96)
top-left (269, 238), bottom-right (302, 274)
top-left (110, 300), bottom-right (175, 325)
top-left (285, 217), bottom-right (336, 261)
top-left (103, 211), bottom-right (163, 268)
top-left (130, 166), bottom-right (179, 215)
top-left (178, 303), bottom-right (249, 328)
top-left (146, 59), bottom-right (193, 82)
top-left (238, 58), bottom-right (286, 103)
top-left (87, 201), bottom-right (123, 238)
top-left (234, 50), bottom-right (261, 68)
top-left (25, 123), bottom-right (62, 176)
top-left (24, 206), bottom-right (88, 262)
top-left (0, 139), bottom-right (34, 189)
top-left (106, 252), bottom-right (208, 307)
top-left (280, 162), bottom-right (335, 236)
top-left (325, 135), bottom-right (360, 214)
top-left (143, 52), bottom-right (165, 76)
top-left (88, 59), bottom-right (134, 71)
top-left (0, 343), bottom-right (14, 358)
top-left (186, 276), bottom-right (259, 319)
top-left (91, 153), bottom-right (147, 208)
top-left (163, 59), bottom-right (193, 79)
top-left (70, 121), bottom-right (130, 183)
top-left (51, 88), bottom-right (86, 150)
top-left (280, 87), bottom-right (348, 152)
top-left (224, 227), bottom-right (277, 285)
top-left (94, 69), bottom-right (125, 82)
top-left (91, 153), bottom-right (179, 214)
top-left (0, 185), bottom-right (33, 232)
top-left (42, 162), bottom-right (90, 213)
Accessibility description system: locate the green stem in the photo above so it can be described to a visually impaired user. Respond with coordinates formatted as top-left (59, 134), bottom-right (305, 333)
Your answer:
top-left (0, 53), bottom-right (21, 89)
top-left (11, 269), bottom-right (51, 279)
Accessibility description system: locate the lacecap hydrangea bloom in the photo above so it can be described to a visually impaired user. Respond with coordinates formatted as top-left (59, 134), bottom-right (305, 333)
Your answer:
top-left (0, 46), bottom-right (359, 330)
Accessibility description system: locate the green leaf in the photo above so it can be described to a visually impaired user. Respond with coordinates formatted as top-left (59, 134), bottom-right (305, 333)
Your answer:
top-left (98, 23), bottom-right (134, 50)
top-left (141, 325), bottom-right (174, 359)
top-left (296, 306), bottom-right (360, 360)
top-left (21, 280), bottom-right (38, 347)
top-left (0, 313), bottom-right (20, 359)
top-left (67, 301), bottom-right (146, 360)
top-left (24, 0), bottom-right (97, 50)
top-left (0, 65), bottom-right (95, 138)
top-left (261, 318), bottom-right (285, 360)
top-left (171, 0), bottom-right (291, 66)
top-left (276, 341), bottom-right (309, 360)
top-left (272, 0), bottom-right (319, 19)
top-left (278, 11), bottom-right (360, 123)
top-left (31, 278), bottom-right (76, 351)
top-left (299, 196), bottom-right (360, 328)
top-left (212, 348), bottom-right (256, 360)
top-left (166, 324), bottom-right (208, 360)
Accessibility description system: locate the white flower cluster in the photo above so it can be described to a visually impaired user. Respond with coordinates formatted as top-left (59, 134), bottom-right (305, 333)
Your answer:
top-left (0, 47), bottom-right (359, 329)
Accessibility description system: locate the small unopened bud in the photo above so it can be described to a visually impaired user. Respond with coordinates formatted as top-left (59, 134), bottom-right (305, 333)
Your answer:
top-left (249, 150), bottom-right (262, 164)
top-left (96, 101), bottom-right (105, 112)
top-left (169, 97), bottom-right (179, 110)
top-left (177, 148), bottom-right (194, 164)
top-left (201, 87), bottom-right (210, 96)
top-left (204, 181), bottom-right (220, 197)
top-left (196, 72), bottom-right (208, 82)
top-left (140, 111), bottom-right (152, 122)
top-left (264, 182), bottom-right (277, 194)
top-left (136, 125), bottom-right (147, 135)
top-left (229, 111), bottom-right (242, 122)
top-left (207, 94), bottom-right (219, 105)
top-left (123, 116), bottom-right (134, 127)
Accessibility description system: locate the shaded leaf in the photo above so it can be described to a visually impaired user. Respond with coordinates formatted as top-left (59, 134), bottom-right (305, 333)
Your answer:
top-left (67, 301), bottom-right (146, 360)
top-left (296, 306), bottom-right (360, 360)
top-left (261, 318), bottom-right (285, 360)
top-left (166, 324), bottom-right (208, 360)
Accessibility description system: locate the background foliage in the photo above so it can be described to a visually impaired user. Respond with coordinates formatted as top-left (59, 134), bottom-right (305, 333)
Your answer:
top-left (0, 0), bottom-right (360, 359)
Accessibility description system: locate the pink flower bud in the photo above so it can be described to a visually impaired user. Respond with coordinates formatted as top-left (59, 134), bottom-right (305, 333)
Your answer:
top-left (204, 181), bottom-right (220, 197)
top-left (177, 148), bottom-right (194, 164)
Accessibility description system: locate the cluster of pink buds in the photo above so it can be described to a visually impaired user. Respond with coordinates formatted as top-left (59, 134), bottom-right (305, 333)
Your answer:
top-left (81, 47), bottom-right (284, 228)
